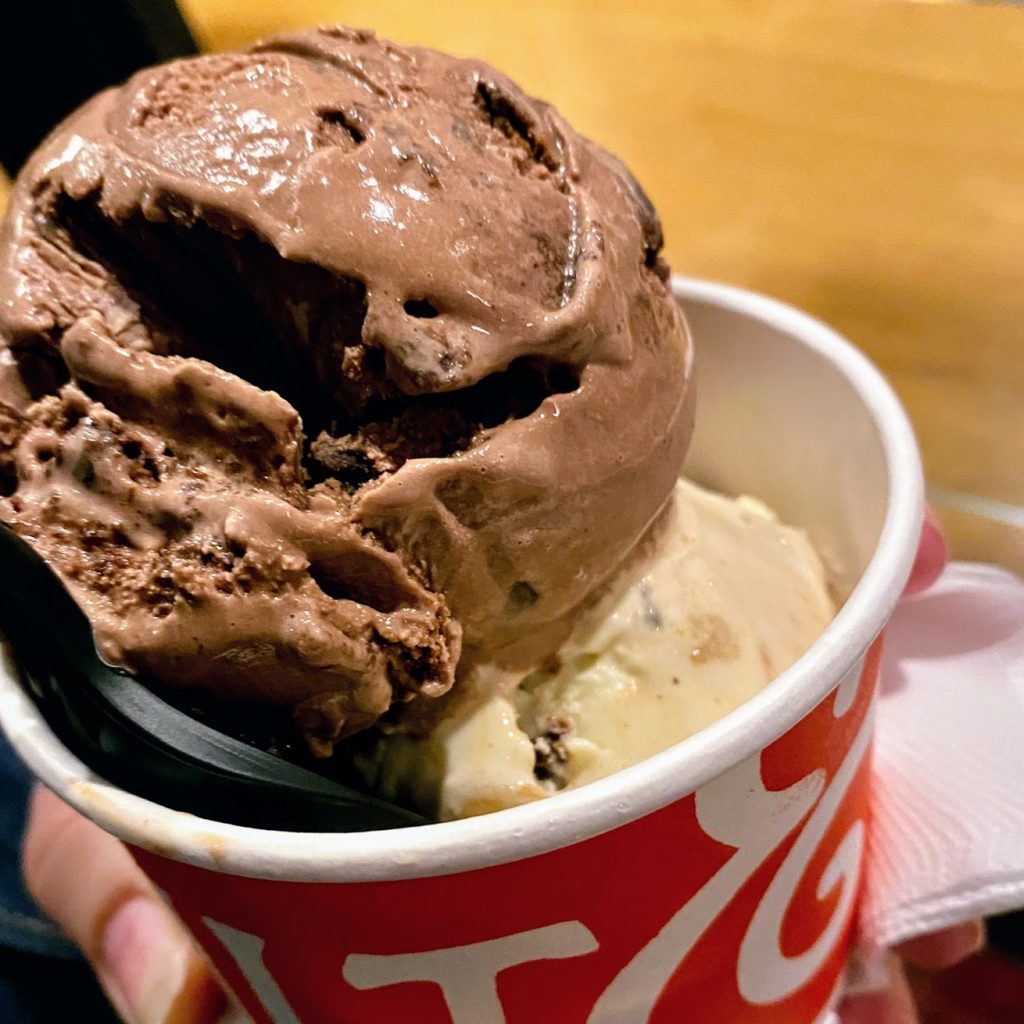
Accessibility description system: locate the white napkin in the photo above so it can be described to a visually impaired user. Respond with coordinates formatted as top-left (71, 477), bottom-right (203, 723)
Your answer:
top-left (859, 561), bottom-right (1024, 953)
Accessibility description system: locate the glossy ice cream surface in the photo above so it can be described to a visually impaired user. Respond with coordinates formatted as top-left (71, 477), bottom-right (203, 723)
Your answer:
top-left (0, 28), bottom-right (693, 757)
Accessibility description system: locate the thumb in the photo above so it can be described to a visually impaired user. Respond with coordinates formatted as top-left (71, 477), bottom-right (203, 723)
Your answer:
top-left (22, 785), bottom-right (229, 1024)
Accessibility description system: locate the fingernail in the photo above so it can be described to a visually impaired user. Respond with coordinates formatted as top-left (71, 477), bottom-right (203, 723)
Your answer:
top-left (930, 919), bottom-right (985, 965)
top-left (899, 919), bottom-right (986, 969)
top-left (101, 896), bottom-right (189, 1024)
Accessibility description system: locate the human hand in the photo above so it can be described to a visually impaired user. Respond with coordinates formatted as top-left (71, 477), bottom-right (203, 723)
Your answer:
top-left (22, 785), bottom-right (236, 1024)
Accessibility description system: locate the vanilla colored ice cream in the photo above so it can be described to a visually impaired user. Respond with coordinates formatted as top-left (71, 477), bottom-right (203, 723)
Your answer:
top-left (357, 478), bottom-right (833, 819)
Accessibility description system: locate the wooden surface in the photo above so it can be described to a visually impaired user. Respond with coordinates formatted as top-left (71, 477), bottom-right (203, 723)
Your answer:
top-left (5, 1), bottom-right (1023, 573)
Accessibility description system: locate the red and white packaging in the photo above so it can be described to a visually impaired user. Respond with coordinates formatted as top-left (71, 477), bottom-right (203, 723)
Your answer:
top-left (0, 278), bottom-right (925, 1024)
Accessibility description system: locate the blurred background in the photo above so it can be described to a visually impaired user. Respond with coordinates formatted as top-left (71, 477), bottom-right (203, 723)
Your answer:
top-left (1, 1), bottom-right (1022, 1022)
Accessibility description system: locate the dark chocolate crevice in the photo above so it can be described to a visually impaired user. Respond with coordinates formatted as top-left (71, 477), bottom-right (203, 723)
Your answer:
top-left (506, 580), bottom-right (540, 614)
top-left (42, 191), bottom-right (370, 439)
top-left (307, 546), bottom-right (413, 613)
top-left (314, 106), bottom-right (367, 148)
top-left (7, 346), bottom-right (70, 402)
top-left (473, 79), bottom-right (560, 174)
top-left (307, 356), bottom-right (581, 490)
top-left (403, 298), bottom-right (439, 319)
top-left (615, 162), bottom-right (671, 282)
top-left (0, 462), bottom-right (16, 498)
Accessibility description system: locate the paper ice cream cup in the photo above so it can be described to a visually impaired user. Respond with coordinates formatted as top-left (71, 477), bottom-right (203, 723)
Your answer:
top-left (0, 277), bottom-right (923, 1024)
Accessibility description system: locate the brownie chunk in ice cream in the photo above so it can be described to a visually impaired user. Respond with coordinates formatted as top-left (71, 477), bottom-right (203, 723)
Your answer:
top-left (0, 28), bottom-right (693, 756)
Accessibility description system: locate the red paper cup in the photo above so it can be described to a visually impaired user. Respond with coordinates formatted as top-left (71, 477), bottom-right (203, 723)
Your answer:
top-left (0, 278), bottom-right (923, 1024)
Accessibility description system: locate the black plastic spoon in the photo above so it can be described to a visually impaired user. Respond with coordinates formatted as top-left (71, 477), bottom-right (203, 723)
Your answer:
top-left (0, 523), bottom-right (426, 831)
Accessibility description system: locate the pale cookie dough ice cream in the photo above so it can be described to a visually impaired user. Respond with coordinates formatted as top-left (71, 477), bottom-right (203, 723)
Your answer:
top-left (356, 477), bottom-right (834, 820)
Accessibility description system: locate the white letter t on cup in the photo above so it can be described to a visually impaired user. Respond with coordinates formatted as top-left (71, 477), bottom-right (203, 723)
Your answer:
top-left (344, 921), bottom-right (598, 1024)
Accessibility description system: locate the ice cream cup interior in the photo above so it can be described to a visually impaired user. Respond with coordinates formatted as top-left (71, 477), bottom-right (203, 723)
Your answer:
top-left (0, 276), bottom-right (923, 882)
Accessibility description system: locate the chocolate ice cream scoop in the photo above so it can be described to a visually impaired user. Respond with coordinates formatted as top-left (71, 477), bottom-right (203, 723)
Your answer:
top-left (0, 27), bottom-right (693, 756)
top-left (0, 522), bottom-right (425, 830)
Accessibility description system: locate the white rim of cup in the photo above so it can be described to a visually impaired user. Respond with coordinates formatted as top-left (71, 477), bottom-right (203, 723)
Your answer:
top-left (0, 276), bottom-right (924, 882)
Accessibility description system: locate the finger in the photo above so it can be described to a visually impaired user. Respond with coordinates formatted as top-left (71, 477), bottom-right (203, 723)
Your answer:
top-left (838, 956), bottom-right (918, 1024)
top-left (23, 785), bottom-right (227, 1024)
top-left (897, 920), bottom-right (985, 970)
top-left (903, 505), bottom-right (948, 596)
